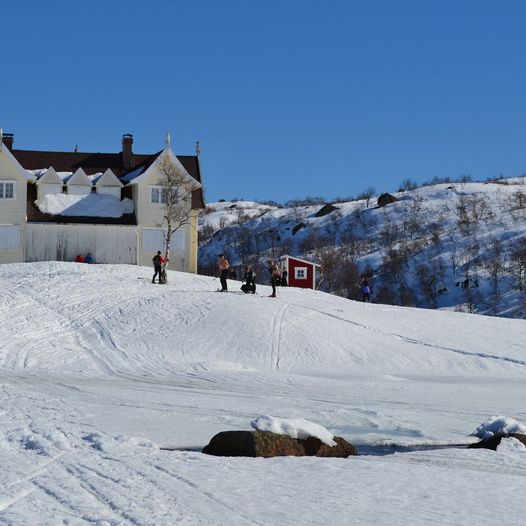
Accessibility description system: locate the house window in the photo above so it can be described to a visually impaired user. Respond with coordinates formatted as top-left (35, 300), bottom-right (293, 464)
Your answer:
top-left (0, 181), bottom-right (15, 200)
top-left (295, 267), bottom-right (308, 280)
top-left (150, 186), bottom-right (168, 204)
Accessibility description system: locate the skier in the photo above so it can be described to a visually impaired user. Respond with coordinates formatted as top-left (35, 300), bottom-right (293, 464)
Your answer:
top-left (281, 269), bottom-right (288, 287)
top-left (241, 266), bottom-right (256, 294)
top-left (268, 260), bottom-right (281, 298)
top-left (217, 254), bottom-right (230, 292)
top-left (360, 277), bottom-right (371, 302)
top-left (152, 251), bottom-right (166, 284)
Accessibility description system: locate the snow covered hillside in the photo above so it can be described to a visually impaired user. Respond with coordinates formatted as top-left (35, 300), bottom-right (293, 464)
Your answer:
top-left (199, 179), bottom-right (526, 318)
top-left (1, 262), bottom-right (526, 524)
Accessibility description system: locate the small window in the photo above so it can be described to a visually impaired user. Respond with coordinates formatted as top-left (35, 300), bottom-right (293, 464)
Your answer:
top-left (295, 267), bottom-right (308, 280)
top-left (150, 186), bottom-right (168, 204)
top-left (0, 181), bottom-right (15, 200)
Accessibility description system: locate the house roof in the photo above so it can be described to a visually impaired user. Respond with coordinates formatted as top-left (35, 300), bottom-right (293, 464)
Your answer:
top-left (11, 147), bottom-right (205, 210)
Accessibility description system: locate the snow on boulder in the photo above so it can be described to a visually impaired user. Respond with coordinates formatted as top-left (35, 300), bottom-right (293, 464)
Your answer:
top-left (251, 416), bottom-right (337, 446)
top-left (471, 416), bottom-right (526, 440)
top-left (36, 193), bottom-right (134, 218)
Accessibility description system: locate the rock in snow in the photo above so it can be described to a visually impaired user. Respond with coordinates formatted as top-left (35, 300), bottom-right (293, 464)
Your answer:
top-left (202, 430), bottom-right (357, 458)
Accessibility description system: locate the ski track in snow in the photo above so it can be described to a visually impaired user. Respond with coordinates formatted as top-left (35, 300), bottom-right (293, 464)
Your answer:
top-left (0, 262), bottom-right (525, 524)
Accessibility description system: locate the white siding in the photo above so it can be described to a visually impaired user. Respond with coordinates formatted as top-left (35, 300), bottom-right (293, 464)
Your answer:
top-left (68, 186), bottom-right (92, 196)
top-left (38, 184), bottom-right (63, 200)
top-left (97, 186), bottom-right (121, 199)
top-left (142, 228), bottom-right (185, 252)
top-left (0, 225), bottom-right (21, 249)
top-left (26, 224), bottom-right (137, 264)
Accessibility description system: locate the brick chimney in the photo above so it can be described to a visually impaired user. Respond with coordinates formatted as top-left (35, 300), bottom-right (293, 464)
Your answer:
top-left (122, 134), bottom-right (134, 168)
top-left (2, 132), bottom-right (14, 151)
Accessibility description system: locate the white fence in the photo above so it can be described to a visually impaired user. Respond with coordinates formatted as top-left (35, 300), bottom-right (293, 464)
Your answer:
top-left (25, 224), bottom-right (137, 264)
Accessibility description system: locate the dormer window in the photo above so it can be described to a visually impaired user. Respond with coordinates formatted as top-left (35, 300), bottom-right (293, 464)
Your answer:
top-left (0, 181), bottom-right (15, 199)
top-left (150, 186), bottom-right (168, 204)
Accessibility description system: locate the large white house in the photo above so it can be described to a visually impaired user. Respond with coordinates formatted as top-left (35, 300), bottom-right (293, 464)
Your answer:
top-left (0, 132), bottom-right (205, 272)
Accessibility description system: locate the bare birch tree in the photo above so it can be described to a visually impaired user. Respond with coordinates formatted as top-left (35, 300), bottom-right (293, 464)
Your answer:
top-left (157, 152), bottom-right (196, 283)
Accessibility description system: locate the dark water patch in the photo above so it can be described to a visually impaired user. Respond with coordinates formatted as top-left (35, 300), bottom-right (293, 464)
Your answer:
top-left (357, 443), bottom-right (468, 456)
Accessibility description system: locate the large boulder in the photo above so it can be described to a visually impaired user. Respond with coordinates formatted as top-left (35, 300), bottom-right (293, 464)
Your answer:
top-left (202, 430), bottom-right (357, 458)
top-left (377, 193), bottom-right (398, 207)
top-left (468, 433), bottom-right (526, 450)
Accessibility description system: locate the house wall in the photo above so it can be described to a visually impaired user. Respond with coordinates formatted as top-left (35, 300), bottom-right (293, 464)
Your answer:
top-left (25, 224), bottom-right (137, 264)
top-left (97, 187), bottom-right (121, 199)
top-left (0, 151), bottom-right (28, 263)
top-left (287, 257), bottom-right (315, 289)
top-left (134, 164), bottom-right (198, 273)
top-left (68, 186), bottom-right (91, 196)
top-left (37, 184), bottom-right (63, 200)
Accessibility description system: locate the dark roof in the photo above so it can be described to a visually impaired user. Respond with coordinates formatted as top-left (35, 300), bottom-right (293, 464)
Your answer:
top-left (11, 147), bottom-right (205, 210)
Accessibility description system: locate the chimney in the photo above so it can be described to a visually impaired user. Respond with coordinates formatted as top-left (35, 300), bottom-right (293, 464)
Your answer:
top-left (122, 133), bottom-right (134, 168)
top-left (2, 132), bottom-right (14, 151)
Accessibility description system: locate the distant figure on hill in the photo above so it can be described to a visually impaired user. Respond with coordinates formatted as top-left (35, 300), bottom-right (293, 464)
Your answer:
top-left (360, 278), bottom-right (371, 302)
top-left (218, 254), bottom-right (230, 292)
top-left (281, 269), bottom-right (288, 287)
top-left (75, 254), bottom-right (84, 263)
top-left (85, 253), bottom-right (95, 264)
top-left (152, 251), bottom-right (166, 284)
top-left (268, 260), bottom-right (281, 298)
top-left (241, 266), bottom-right (256, 294)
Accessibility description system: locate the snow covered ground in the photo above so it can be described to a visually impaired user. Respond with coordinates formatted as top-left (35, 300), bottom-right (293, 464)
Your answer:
top-left (0, 262), bottom-right (525, 524)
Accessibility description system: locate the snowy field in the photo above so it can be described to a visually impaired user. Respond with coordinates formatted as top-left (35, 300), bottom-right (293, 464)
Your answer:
top-left (0, 262), bottom-right (525, 525)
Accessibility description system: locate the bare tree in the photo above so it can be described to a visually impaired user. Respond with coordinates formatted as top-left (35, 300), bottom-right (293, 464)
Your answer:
top-left (157, 152), bottom-right (197, 282)
top-left (357, 187), bottom-right (376, 208)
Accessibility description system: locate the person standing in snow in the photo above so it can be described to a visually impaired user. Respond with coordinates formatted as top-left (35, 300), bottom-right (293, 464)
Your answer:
top-left (268, 260), bottom-right (281, 298)
top-left (360, 277), bottom-right (371, 302)
top-left (152, 251), bottom-right (166, 284)
top-left (281, 269), bottom-right (288, 287)
top-left (217, 254), bottom-right (230, 292)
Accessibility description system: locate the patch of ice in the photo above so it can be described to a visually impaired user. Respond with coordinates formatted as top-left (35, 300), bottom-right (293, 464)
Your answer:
top-left (251, 416), bottom-right (337, 446)
top-left (471, 416), bottom-right (526, 439)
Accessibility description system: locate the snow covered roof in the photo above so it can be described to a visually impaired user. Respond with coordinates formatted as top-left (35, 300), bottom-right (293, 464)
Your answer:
top-left (12, 146), bottom-right (205, 209)
top-left (36, 193), bottom-right (134, 218)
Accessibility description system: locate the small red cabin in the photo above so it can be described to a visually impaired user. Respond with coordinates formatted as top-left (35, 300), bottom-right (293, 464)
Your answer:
top-left (281, 255), bottom-right (320, 289)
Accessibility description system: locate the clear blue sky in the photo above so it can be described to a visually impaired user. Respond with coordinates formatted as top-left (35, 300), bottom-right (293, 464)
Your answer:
top-left (2, 0), bottom-right (526, 202)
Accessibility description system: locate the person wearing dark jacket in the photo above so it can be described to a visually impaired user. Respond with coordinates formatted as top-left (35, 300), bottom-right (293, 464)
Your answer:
top-left (281, 270), bottom-right (288, 287)
top-left (360, 277), bottom-right (371, 302)
top-left (241, 267), bottom-right (256, 294)
top-left (152, 251), bottom-right (166, 283)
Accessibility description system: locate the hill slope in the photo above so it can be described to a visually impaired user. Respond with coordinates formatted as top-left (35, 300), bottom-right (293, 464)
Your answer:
top-left (1, 262), bottom-right (525, 524)
top-left (199, 179), bottom-right (526, 318)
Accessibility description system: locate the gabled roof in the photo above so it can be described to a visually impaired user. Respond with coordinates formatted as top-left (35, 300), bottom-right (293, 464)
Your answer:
top-left (0, 144), bottom-right (36, 181)
top-left (36, 167), bottom-right (62, 185)
top-left (94, 168), bottom-right (123, 187)
top-left (66, 167), bottom-right (91, 186)
top-left (11, 145), bottom-right (205, 209)
top-left (281, 255), bottom-right (321, 267)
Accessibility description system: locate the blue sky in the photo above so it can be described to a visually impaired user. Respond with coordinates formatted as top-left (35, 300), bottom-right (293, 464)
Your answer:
top-left (2, 0), bottom-right (526, 202)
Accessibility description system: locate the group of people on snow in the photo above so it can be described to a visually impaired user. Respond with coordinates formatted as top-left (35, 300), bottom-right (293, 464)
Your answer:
top-left (216, 255), bottom-right (287, 297)
top-left (151, 250), bottom-right (372, 301)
